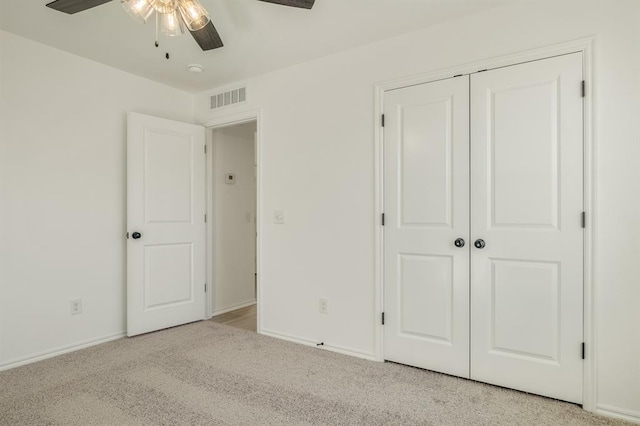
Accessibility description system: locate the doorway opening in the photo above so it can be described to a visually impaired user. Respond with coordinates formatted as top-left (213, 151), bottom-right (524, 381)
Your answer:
top-left (207, 119), bottom-right (258, 333)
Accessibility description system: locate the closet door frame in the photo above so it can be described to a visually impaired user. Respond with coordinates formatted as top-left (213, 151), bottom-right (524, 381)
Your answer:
top-left (373, 37), bottom-right (596, 412)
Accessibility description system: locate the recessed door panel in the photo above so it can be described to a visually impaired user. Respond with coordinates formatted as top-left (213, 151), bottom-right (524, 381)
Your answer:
top-left (400, 99), bottom-right (453, 227)
top-left (144, 130), bottom-right (193, 224)
top-left (491, 259), bottom-right (559, 362)
top-left (384, 76), bottom-right (470, 379)
top-left (144, 243), bottom-right (194, 309)
top-left (471, 53), bottom-right (583, 403)
top-left (399, 254), bottom-right (453, 343)
top-left (490, 80), bottom-right (560, 229)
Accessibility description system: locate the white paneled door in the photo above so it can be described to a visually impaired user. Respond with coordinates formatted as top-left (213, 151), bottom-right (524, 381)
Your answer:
top-left (127, 113), bottom-right (206, 337)
top-left (383, 76), bottom-right (471, 378)
top-left (470, 53), bottom-right (583, 403)
top-left (383, 53), bottom-right (584, 403)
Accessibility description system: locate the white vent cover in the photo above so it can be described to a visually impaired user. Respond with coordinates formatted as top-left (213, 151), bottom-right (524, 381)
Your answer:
top-left (210, 87), bottom-right (246, 109)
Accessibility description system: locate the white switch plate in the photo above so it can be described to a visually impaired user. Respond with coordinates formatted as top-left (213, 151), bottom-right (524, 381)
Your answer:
top-left (274, 210), bottom-right (285, 224)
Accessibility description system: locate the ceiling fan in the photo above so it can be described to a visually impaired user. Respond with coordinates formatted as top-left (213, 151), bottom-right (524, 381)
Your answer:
top-left (45, 0), bottom-right (315, 51)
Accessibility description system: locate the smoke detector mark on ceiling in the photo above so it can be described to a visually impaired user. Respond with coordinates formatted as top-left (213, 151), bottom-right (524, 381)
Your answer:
top-left (188, 64), bottom-right (205, 73)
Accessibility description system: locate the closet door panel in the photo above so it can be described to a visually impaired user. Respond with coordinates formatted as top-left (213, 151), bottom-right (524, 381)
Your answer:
top-left (470, 53), bottom-right (584, 403)
top-left (383, 76), bottom-right (470, 378)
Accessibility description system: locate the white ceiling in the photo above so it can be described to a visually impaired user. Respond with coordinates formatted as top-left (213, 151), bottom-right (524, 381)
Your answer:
top-left (0, 0), bottom-right (513, 93)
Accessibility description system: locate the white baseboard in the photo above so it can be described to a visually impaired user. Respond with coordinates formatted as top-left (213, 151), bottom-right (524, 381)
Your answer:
top-left (0, 331), bottom-right (126, 372)
top-left (259, 328), bottom-right (377, 361)
top-left (212, 299), bottom-right (256, 317)
top-left (597, 404), bottom-right (640, 424)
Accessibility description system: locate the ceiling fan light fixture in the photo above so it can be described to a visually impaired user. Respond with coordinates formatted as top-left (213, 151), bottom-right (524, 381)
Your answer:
top-left (153, 0), bottom-right (176, 14)
top-left (121, 0), bottom-right (156, 23)
top-left (160, 9), bottom-right (185, 36)
top-left (177, 0), bottom-right (210, 31)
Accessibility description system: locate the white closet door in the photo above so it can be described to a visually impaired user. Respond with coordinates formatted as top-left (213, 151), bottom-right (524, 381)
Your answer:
top-left (470, 53), bottom-right (584, 403)
top-left (127, 112), bottom-right (206, 337)
top-left (383, 76), bottom-right (470, 378)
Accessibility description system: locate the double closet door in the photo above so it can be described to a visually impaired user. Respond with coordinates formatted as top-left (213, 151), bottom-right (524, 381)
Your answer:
top-left (383, 53), bottom-right (584, 404)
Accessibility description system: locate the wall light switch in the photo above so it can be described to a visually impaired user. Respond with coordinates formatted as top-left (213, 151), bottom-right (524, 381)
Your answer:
top-left (274, 210), bottom-right (285, 224)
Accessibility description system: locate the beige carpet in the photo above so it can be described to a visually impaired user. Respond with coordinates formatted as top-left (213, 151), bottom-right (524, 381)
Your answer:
top-left (0, 322), bottom-right (627, 426)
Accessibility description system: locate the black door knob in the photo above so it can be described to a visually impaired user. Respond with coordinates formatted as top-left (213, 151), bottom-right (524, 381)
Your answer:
top-left (474, 239), bottom-right (486, 249)
top-left (454, 238), bottom-right (465, 248)
top-left (132, 232), bottom-right (142, 240)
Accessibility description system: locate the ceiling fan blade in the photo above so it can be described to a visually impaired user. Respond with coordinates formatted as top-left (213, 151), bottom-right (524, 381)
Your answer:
top-left (189, 21), bottom-right (224, 51)
top-left (258, 0), bottom-right (315, 9)
top-left (46, 0), bottom-right (112, 14)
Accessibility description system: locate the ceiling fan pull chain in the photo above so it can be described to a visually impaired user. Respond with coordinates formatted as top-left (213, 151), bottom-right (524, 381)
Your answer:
top-left (155, 12), bottom-right (159, 48)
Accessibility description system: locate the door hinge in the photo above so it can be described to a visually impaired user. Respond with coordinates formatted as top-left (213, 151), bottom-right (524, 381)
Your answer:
top-left (581, 80), bottom-right (586, 98)
top-left (381, 213), bottom-right (385, 226)
top-left (381, 114), bottom-right (385, 127)
top-left (381, 312), bottom-right (385, 325)
top-left (581, 211), bottom-right (586, 228)
top-left (205, 283), bottom-right (207, 292)
top-left (204, 145), bottom-right (207, 154)
top-left (205, 214), bottom-right (207, 223)
top-left (581, 342), bottom-right (585, 359)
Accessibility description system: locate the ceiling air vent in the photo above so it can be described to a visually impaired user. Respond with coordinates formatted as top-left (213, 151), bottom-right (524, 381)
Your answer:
top-left (210, 87), bottom-right (246, 110)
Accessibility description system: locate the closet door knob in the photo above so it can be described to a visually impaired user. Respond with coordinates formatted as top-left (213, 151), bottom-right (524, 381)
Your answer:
top-left (474, 239), bottom-right (486, 249)
top-left (132, 232), bottom-right (142, 240)
top-left (454, 238), bottom-right (465, 248)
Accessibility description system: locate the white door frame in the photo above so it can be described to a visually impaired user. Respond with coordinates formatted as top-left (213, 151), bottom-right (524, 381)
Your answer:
top-left (202, 109), bottom-right (264, 334)
top-left (373, 37), bottom-right (596, 412)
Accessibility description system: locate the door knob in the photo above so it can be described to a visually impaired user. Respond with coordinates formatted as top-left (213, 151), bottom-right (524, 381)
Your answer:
top-left (474, 239), bottom-right (486, 249)
top-left (454, 238), bottom-right (465, 248)
top-left (132, 232), bottom-right (142, 240)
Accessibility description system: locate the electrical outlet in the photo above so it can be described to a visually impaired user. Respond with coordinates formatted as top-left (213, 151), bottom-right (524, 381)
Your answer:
top-left (70, 299), bottom-right (82, 315)
top-left (319, 298), bottom-right (328, 314)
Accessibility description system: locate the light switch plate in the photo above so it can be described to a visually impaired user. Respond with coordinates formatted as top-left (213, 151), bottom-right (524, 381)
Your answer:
top-left (274, 210), bottom-right (285, 224)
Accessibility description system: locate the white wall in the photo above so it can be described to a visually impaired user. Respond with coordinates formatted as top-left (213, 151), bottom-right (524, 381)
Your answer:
top-left (0, 30), bottom-right (194, 368)
top-left (211, 122), bottom-right (257, 314)
top-left (195, 0), bottom-right (640, 419)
